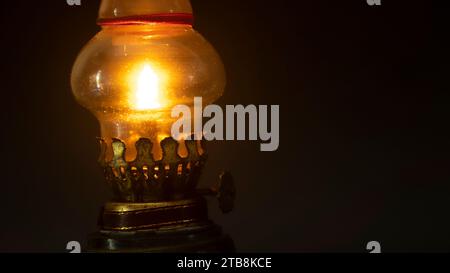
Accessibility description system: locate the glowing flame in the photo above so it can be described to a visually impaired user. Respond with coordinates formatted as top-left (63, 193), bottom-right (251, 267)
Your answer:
top-left (135, 64), bottom-right (161, 110)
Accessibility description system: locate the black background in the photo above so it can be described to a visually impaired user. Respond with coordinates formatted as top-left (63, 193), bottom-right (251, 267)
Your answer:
top-left (0, 0), bottom-right (442, 252)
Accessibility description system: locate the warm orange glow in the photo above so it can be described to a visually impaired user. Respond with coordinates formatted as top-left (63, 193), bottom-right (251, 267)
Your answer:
top-left (134, 64), bottom-right (161, 110)
top-left (71, 19), bottom-right (226, 160)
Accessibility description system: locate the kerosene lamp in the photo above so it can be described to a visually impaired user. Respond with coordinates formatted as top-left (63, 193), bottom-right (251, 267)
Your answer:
top-left (71, 0), bottom-right (235, 252)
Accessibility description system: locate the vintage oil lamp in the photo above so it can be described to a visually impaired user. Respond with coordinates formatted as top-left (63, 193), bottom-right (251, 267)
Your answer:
top-left (71, 0), bottom-right (235, 252)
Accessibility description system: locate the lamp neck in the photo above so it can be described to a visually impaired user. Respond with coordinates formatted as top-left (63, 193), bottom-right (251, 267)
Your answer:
top-left (98, 0), bottom-right (193, 26)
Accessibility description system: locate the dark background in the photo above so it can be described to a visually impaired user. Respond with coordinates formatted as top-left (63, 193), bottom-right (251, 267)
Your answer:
top-left (0, 0), bottom-right (442, 252)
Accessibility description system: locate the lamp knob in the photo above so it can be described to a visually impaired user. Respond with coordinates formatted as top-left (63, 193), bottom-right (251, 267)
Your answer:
top-left (197, 171), bottom-right (236, 214)
top-left (217, 171), bottom-right (236, 214)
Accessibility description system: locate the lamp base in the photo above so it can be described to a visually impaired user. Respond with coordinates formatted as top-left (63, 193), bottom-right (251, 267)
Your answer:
top-left (87, 221), bottom-right (234, 253)
top-left (86, 197), bottom-right (234, 253)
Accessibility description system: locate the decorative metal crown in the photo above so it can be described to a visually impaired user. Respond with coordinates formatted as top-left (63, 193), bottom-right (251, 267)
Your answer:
top-left (98, 136), bottom-right (207, 203)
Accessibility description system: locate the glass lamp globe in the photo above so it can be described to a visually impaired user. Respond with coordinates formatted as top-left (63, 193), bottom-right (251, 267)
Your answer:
top-left (71, 0), bottom-right (226, 160)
